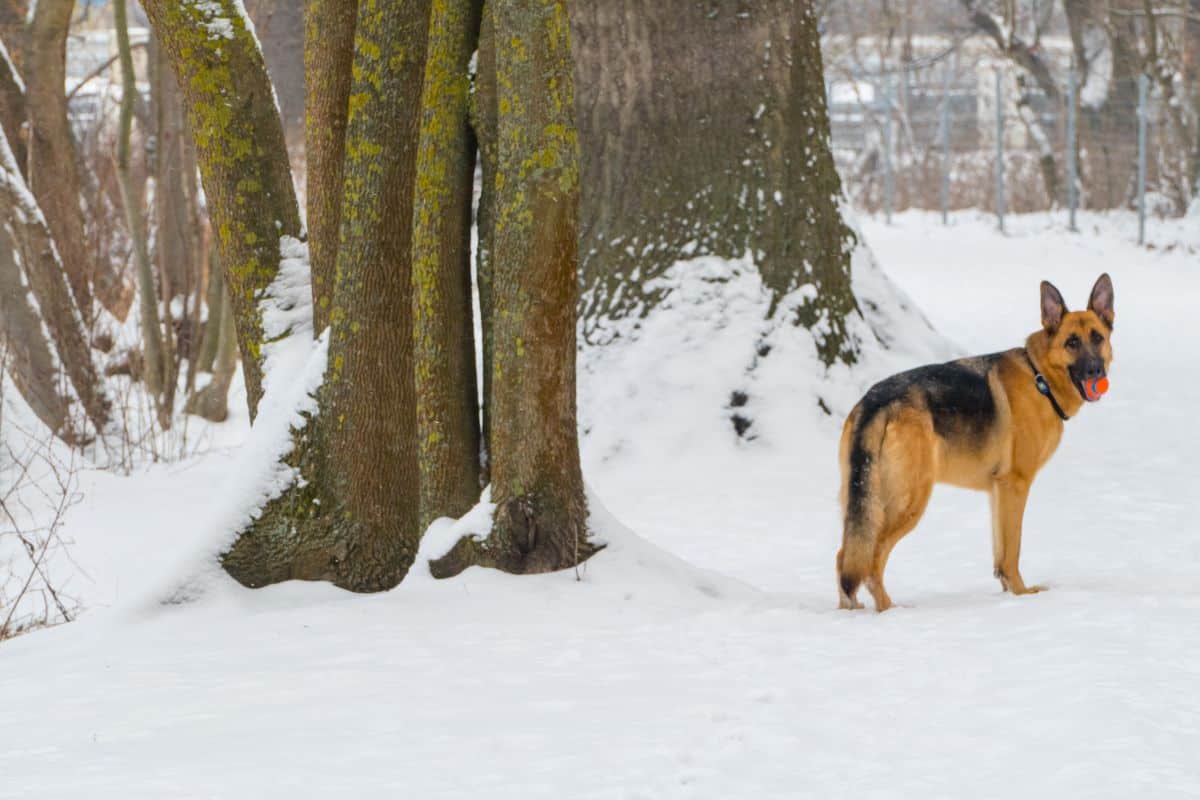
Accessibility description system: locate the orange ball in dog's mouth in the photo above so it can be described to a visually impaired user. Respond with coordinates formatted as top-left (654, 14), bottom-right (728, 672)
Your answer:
top-left (1082, 376), bottom-right (1109, 402)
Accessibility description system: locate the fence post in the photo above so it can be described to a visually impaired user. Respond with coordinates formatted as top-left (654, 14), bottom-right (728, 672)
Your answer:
top-left (994, 69), bottom-right (1005, 234)
top-left (941, 67), bottom-right (951, 225)
top-left (883, 78), bottom-right (894, 224)
top-left (1137, 73), bottom-right (1148, 245)
top-left (1067, 68), bottom-right (1078, 232)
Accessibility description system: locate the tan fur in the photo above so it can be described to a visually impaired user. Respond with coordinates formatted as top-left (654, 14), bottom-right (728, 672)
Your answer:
top-left (837, 277), bottom-right (1114, 611)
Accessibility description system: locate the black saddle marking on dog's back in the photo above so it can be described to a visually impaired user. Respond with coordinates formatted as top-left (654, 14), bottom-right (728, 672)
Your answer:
top-left (846, 353), bottom-right (1005, 530)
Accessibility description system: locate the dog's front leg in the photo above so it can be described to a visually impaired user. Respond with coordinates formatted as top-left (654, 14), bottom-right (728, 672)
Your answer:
top-left (989, 477), bottom-right (1045, 596)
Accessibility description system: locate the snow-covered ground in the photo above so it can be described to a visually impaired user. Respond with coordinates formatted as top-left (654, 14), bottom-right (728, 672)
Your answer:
top-left (3, 211), bottom-right (1199, 798)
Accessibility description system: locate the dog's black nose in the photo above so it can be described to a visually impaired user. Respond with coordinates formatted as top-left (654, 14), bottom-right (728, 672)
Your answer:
top-left (1082, 360), bottom-right (1105, 380)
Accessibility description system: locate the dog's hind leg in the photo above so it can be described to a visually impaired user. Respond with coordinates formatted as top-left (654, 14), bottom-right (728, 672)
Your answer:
top-left (866, 478), bottom-right (933, 612)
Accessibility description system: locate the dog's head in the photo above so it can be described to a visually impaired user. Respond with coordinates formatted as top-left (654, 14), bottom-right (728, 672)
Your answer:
top-left (1039, 274), bottom-right (1114, 403)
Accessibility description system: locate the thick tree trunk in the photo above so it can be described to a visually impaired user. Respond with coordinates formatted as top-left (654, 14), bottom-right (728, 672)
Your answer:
top-left (1064, 0), bottom-right (1140, 209)
top-left (115, 0), bottom-right (169, 424)
top-left (431, 0), bottom-right (597, 579)
top-left (223, 0), bottom-right (431, 591)
top-left (26, 0), bottom-right (93, 318)
top-left (412, 0), bottom-right (483, 529)
top-left (0, 228), bottom-right (72, 439)
top-left (143, 0), bottom-right (302, 420)
top-left (0, 130), bottom-right (110, 438)
top-left (305, 0), bottom-right (356, 333)
top-left (569, 0), bottom-right (859, 365)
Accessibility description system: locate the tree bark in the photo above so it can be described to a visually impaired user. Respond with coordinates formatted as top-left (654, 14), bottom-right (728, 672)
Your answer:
top-left (569, 0), bottom-right (859, 365)
top-left (115, 0), bottom-right (169, 425)
top-left (143, 0), bottom-right (303, 420)
top-left (959, 0), bottom-right (1061, 204)
top-left (0, 227), bottom-right (72, 439)
top-left (223, 0), bottom-right (431, 591)
top-left (305, 0), bottom-right (356, 333)
top-left (0, 39), bottom-right (25, 177)
top-left (195, 250), bottom-right (223, 375)
top-left (184, 285), bottom-right (237, 422)
top-left (0, 129), bottom-right (110, 438)
top-left (26, 0), bottom-right (94, 318)
top-left (412, 0), bottom-right (483, 529)
top-left (430, 0), bottom-right (597, 579)
top-left (1064, 0), bottom-right (1141, 209)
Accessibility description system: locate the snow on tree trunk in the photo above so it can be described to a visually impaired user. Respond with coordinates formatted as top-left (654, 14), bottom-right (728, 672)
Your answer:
top-left (0, 227), bottom-right (71, 438)
top-left (0, 128), bottom-right (110, 440)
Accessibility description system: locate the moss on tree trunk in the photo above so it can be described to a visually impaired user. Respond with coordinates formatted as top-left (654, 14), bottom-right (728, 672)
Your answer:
top-left (430, 0), bottom-right (598, 579)
top-left (223, 0), bottom-right (431, 591)
top-left (143, 0), bottom-right (302, 420)
top-left (412, 0), bottom-right (484, 529)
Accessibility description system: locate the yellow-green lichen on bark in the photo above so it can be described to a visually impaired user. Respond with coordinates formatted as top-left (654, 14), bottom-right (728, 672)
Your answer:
top-left (143, 0), bottom-right (301, 417)
top-left (411, 0), bottom-right (483, 528)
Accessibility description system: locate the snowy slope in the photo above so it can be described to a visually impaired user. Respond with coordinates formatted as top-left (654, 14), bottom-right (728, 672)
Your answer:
top-left (2, 211), bottom-right (1199, 798)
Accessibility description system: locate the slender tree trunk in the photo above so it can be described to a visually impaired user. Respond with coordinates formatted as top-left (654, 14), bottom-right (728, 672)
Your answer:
top-left (26, 0), bottom-right (93, 318)
top-left (1064, 0), bottom-right (1140, 209)
top-left (431, 0), bottom-right (597, 579)
top-left (223, 0), bottom-right (431, 591)
top-left (184, 286), bottom-right (237, 422)
top-left (0, 129), bottom-right (110, 438)
top-left (143, 0), bottom-right (302, 420)
top-left (195, 251), bottom-right (223, 375)
top-left (0, 227), bottom-right (72, 439)
top-left (412, 0), bottom-right (483, 529)
top-left (0, 39), bottom-right (25, 176)
top-left (0, 0), bottom-right (26, 67)
top-left (305, 0), bottom-right (356, 333)
top-left (959, 0), bottom-right (1061, 205)
top-left (569, 0), bottom-right (859, 365)
top-left (114, 0), bottom-right (169, 425)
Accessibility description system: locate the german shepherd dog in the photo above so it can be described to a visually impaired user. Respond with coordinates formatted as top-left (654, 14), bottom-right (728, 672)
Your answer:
top-left (836, 274), bottom-right (1115, 611)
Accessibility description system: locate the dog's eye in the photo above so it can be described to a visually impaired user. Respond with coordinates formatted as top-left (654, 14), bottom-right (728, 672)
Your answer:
top-left (1090, 331), bottom-right (1104, 347)
top-left (1065, 334), bottom-right (1081, 350)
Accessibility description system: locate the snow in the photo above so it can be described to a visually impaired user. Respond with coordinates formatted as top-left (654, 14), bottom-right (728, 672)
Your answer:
top-left (190, 0), bottom-right (235, 41)
top-left (3, 211), bottom-right (1200, 797)
top-left (1079, 22), bottom-right (1112, 110)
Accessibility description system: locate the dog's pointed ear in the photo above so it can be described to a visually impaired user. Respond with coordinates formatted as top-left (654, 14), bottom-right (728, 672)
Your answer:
top-left (1087, 272), bottom-right (1114, 329)
top-left (1040, 280), bottom-right (1067, 334)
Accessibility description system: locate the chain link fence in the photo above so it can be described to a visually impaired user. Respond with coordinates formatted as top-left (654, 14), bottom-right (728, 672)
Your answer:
top-left (827, 46), bottom-right (1189, 242)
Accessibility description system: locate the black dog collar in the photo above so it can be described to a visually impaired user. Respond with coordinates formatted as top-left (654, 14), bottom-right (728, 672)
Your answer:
top-left (1023, 350), bottom-right (1070, 422)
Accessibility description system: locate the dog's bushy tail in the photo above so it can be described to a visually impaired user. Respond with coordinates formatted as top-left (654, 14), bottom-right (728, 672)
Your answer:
top-left (838, 408), bottom-right (887, 607)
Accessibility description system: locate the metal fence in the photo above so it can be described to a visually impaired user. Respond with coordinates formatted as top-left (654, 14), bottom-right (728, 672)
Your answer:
top-left (828, 59), bottom-right (1179, 243)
